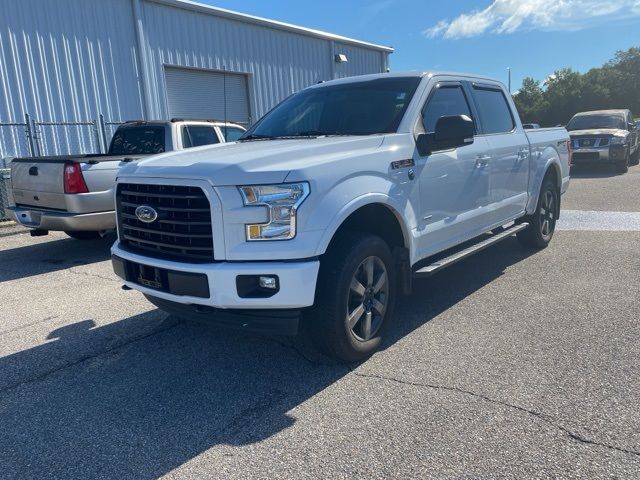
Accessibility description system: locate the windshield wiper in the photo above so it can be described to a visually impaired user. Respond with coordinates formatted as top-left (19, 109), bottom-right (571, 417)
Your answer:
top-left (240, 131), bottom-right (357, 141)
top-left (293, 130), bottom-right (355, 137)
top-left (238, 134), bottom-right (276, 141)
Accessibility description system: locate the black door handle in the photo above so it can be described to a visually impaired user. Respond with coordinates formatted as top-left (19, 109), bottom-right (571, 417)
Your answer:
top-left (29, 166), bottom-right (38, 176)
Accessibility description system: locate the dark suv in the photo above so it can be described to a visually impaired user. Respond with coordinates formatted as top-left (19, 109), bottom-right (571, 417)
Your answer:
top-left (567, 109), bottom-right (639, 173)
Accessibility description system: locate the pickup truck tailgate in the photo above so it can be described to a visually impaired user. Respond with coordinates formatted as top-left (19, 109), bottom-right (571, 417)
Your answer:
top-left (11, 160), bottom-right (66, 209)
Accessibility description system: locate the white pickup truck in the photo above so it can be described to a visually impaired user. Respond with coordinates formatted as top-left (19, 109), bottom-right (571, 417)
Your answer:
top-left (111, 72), bottom-right (571, 361)
top-left (9, 119), bottom-right (245, 239)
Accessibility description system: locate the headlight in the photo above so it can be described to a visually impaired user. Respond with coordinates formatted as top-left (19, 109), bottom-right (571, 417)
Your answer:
top-left (239, 182), bottom-right (310, 241)
top-left (610, 136), bottom-right (626, 145)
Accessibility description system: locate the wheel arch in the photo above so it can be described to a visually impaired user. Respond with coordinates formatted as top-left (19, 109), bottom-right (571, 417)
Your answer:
top-left (316, 198), bottom-right (411, 257)
top-left (526, 154), bottom-right (563, 216)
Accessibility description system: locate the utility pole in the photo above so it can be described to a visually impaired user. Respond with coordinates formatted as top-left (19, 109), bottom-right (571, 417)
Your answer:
top-left (507, 67), bottom-right (512, 93)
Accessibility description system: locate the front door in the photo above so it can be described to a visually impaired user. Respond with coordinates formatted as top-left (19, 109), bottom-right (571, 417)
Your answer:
top-left (414, 82), bottom-right (493, 259)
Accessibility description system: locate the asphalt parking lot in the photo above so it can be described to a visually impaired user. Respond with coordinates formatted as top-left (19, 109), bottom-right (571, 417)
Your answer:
top-left (1, 165), bottom-right (639, 479)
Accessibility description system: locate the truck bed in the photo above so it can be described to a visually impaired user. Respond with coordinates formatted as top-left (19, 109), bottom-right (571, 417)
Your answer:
top-left (11, 154), bottom-right (143, 165)
top-left (11, 154), bottom-right (146, 211)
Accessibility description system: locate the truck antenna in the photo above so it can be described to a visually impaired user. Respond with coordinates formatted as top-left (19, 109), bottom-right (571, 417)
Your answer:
top-left (223, 65), bottom-right (228, 139)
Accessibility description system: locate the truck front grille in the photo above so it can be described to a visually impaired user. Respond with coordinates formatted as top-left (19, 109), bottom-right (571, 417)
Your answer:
top-left (572, 136), bottom-right (610, 148)
top-left (116, 183), bottom-right (214, 262)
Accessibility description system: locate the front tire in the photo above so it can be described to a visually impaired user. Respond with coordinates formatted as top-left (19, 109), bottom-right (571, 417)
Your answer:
top-left (615, 151), bottom-right (630, 173)
top-left (517, 176), bottom-right (558, 249)
top-left (64, 230), bottom-right (102, 240)
top-left (631, 148), bottom-right (640, 166)
top-left (309, 233), bottom-right (396, 362)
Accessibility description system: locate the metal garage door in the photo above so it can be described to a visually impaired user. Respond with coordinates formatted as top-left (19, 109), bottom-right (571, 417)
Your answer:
top-left (164, 67), bottom-right (251, 125)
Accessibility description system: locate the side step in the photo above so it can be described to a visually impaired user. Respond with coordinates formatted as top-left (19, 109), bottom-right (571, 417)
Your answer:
top-left (413, 223), bottom-right (528, 278)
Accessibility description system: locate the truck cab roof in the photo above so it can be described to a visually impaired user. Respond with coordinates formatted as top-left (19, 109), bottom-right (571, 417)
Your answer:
top-left (122, 119), bottom-right (244, 128)
top-left (572, 109), bottom-right (630, 117)
top-left (309, 71), bottom-right (507, 89)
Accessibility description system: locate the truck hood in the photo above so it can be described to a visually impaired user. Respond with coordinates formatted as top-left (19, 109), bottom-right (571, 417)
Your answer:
top-left (118, 136), bottom-right (385, 185)
top-left (569, 129), bottom-right (627, 137)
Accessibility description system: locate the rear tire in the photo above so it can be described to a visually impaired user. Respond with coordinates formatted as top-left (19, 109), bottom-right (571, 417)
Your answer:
top-left (309, 233), bottom-right (397, 362)
top-left (517, 176), bottom-right (558, 249)
top-left (64, 230), bottom-right (102, 240)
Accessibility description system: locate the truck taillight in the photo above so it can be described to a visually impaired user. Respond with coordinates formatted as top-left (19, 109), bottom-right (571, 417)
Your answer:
top-left (566, 139), bottom-right (572, 166)
top-left (63, 162), bottom-right (89, 194)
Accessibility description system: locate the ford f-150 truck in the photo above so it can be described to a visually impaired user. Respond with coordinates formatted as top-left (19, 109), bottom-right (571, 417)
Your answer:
top-left (567, 109), bottom-right (639, 173)
top-left (9, 119), bottom-right (245, 239)
top-left (111, 72), bottom-right (571, 361)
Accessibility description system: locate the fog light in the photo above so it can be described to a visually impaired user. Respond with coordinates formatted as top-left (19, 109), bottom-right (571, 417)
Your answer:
top-left (236, 275), bottom-right (280, 298)
top-left (259, 276), bottom-right (278, 289)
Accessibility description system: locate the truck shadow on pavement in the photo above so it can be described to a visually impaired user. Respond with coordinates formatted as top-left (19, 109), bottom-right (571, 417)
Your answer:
top-left (0, 234), bottom-right (115, 283)
top-left (569, 164), bottom-right (627, 178)
top-left (0, 238), bottom-right (535, 479)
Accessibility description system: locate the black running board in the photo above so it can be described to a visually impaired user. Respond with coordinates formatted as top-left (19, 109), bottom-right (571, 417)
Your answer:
top-left (413, 223), bottom-right (529, 278)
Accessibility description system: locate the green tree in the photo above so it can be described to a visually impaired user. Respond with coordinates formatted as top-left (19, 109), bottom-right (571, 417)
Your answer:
top-left (511, 46), bottom-right (640, 127)
top-left (541, 68), bottom-right (584, 126)
top-left (513, 77), bottom-right (545, 123)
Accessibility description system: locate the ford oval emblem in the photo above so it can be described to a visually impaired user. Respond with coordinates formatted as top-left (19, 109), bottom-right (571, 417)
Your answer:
top-left (135, 205), bottom-right (158, 223)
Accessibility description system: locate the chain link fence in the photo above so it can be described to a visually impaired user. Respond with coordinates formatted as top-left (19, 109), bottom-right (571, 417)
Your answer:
top-left (0, 113), bottom-right (125, 223)
top-left (33, 120), bottom-right (102, 157)
top-left (0, 168), bottom-right (12, 221)
top-left (0, 115), bottom-right (36, 159)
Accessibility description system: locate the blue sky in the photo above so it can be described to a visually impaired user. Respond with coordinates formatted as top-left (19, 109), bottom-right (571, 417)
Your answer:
top-left (200, 0), bottom-right (640, 91)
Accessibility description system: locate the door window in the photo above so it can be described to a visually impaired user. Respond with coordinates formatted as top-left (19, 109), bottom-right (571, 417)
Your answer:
top-left (221, 126), bottom-right (245, 142)
top-left (421, 85), bottom-right (474, 133)
top-left (182, 125), bottom-right (220, 148)
top-left (472, 87), bottom-right (515, 134)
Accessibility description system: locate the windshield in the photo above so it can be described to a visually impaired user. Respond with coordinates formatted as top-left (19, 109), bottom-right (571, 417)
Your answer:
top-left (241, 77), bottom-right (422, 139)
top-left (567, 114), bottom-right (625, 131)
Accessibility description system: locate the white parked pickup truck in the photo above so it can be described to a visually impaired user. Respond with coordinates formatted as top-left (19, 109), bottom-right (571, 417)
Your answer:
top-left (9, 119), bottom-right (245, 239)
top-left (111, 72), bottom-right (570, 361)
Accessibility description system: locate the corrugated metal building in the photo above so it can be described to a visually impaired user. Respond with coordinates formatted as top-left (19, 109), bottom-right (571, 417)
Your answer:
top-left (0, 0), bottom-right (393, 157)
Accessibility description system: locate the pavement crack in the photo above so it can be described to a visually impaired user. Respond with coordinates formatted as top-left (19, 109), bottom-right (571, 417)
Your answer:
top-left (353, 371), bottom-right (640, 458)
top-left (261, 336), bottom-right (325, 366)
top-left (0, 315), bottom-right (60, 335)
top-left (0, 321), bottom-right (181, 396)
top-left (66, 267), bottom-right (119, 283)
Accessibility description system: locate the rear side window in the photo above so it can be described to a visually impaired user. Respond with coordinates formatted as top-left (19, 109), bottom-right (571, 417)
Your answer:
top-left (109, 126), bottom-right (165, 155)
top-left (182, 126), bottom-right (220, 148)
top-left (472, 87), bottom-right (515, 134)
top-left (221, 126), bottom-right (245, 142)
top-left (422, 85), bottom-right (473, 133)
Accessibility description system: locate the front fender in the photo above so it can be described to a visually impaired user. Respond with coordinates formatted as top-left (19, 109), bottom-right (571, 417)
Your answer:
top-left (303, 174), bottom-right (418, 257)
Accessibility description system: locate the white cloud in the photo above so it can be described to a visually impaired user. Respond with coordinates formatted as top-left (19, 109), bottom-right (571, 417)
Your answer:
top-left (424, 0), bottom-right (640, 39)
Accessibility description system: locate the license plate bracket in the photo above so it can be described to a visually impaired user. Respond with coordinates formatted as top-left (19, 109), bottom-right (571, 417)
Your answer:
top-left (133, 263), bottom-right (167, 290)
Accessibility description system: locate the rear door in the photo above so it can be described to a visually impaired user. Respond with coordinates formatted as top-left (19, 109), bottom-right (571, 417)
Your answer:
top-left (414, 81), bottom-right (492, 257)
top-left (470, 83), bottom-right (529, 221)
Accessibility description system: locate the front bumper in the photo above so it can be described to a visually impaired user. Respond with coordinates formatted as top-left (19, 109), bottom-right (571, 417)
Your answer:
top-left (571, 146), bottom-right (626, 164)
top-left (9, 206), bottom-right (115, 231)
top-left (111, 242), bottom-right (320, 310)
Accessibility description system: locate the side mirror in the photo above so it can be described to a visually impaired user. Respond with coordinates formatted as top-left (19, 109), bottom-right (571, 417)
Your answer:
top-left (628, 122), bottom-right (637, 131)
top-left (417, 115), bottom-right (475, 156)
